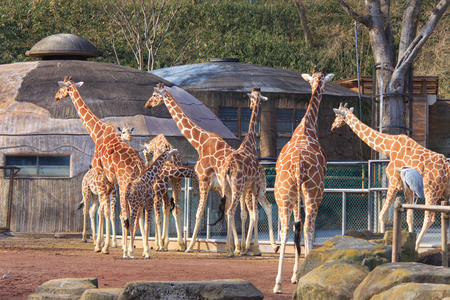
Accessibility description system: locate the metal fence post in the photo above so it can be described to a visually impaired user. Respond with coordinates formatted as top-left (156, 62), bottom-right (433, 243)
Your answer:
top-left (342, 192), bottom-right (347, 235)
top-left (441, 200), bottom-right (448, 268)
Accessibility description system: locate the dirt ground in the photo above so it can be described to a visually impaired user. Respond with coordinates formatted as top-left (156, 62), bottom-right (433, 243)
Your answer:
top-left (0, 233), bottom-right (300, 300)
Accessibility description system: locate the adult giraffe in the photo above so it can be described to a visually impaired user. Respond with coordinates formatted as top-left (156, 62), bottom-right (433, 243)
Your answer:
top-left (145, 84), bottom-right (242, 255)
top-left (332, 102), bottom-right (450, 249)
top-left (273, 67), bottom-right (334, 294)
top-left (55, 77), bottom-right (145, 258)
top-left (220, 88), bottom-right (278, 255)
top-left (142, 135), bottom-right (199, 251)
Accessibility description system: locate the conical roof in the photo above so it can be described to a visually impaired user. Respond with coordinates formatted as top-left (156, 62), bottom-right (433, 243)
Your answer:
top-left (25, 33), bottom-right (102, 59)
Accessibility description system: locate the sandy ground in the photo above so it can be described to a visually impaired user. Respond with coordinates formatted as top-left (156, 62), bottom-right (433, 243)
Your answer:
top-left (0, 233), bottom-right (300, 300)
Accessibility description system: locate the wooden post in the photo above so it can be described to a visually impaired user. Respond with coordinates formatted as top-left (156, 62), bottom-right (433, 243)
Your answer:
top-left (392, 198), bottom-right (403, 263)
top-left (441, 200), bottom-right (448, 268)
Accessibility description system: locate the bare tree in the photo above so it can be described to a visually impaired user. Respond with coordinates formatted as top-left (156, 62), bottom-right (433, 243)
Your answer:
top-left (293, 0), bottom-right (312, 47)
top-left (336, 0), bottom-right (449, 135)
top-left (103, 0), bottom-right (181, 71)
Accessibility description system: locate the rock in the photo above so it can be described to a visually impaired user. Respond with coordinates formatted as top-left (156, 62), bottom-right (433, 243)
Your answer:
top-left (81, 288), bottom-right (123, 300)
top-left (353, 262), bottom-right (450, 300)
top-left (418, 248), bottom-right (450, 266)
top-left (119, 279), bottom-right (263, 300)
top-left (296, 235), bottom-right (391, 280)
top-left (371, 282), bottom-right (450, 300)
top-left (28, 278), bottom-right (98, 300)
top-left (383, 230), bottom-right (418, 261)
top-left (293, 259), bottom-right (369, 300)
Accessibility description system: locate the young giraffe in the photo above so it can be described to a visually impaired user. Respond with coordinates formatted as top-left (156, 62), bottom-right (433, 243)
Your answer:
top-left (145, 84), bottom-right (239, 256)
top-left (273, 67), bottom-right (334, 294)
top-left (78, 125), bottom-right (135, 248)
top-left (55, 77), bottom-right (145, 258)
top-left (124, 149), bottom-right (177, 258)
top-left (220, 88), bottom-right (279, 256)
top-left (142, 135), bottom-right (199, 251)
top-left (332, 102), bottom-right (450, 249)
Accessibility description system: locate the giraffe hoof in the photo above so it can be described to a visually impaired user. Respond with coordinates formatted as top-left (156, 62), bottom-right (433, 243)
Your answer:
top-left (273, 245), bottom-right (280, 253)
top-left (273, 284), bottom-right (282, 294)
top-left (94, 247), bottom-right (101, 253)
top-left (185, 248), bottom-right (193, 253)
top-left (81, 239), bottom-right (87, 243)
top-left (253, 251), bottom-right (262, 257)
top-left (112, 242), bottom-right (118, 248)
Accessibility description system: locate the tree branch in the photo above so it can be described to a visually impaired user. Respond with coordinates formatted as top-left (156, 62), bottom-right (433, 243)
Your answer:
top-left (335, 0), bottom-right (372, 27)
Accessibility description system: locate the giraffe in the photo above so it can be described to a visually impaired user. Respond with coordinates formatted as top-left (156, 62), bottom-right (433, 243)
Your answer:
top-left (220, 88), bottom-right (279, 256)
top-left (145, 84), bottom-right (240, 256)
top-left (332, 102), bottom-right (450, 249)
top-left (124, 148), bottom-right (177, 258)
top-left (142, 135), bottom-right (199, 251)
top-left (273, 67), bottom-right (334, 294)
top-left (78, 125), bottom-right (135, 248)
top-left (118, 124), bottom-right (135, 142)
top-left (55, 77), bottom-right (145, 258)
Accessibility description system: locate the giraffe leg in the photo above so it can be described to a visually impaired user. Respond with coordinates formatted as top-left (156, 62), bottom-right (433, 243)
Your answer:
top-left (416, 210), bottom-right (436, 250)
top-left (128, 207), bottom-right (140, 259)
top-left (161, 195), bottom-right (171, 251)
top-left (119, 189), bottom-right (129, 258)
top-left (185, 182), bottom-right (210, 253)
top-left (238, 194), bottom-right (248, 255)
top-left (379, 184), bottom-right (400, 233)
top-left (403, 188), bottom-right (415, 232)
top-left (249, 193), bottom-right (261, 256)
top-left (154, 195), bottom-right (164, 251)
top-left (94, 202), bottom-right (105, 253)
top-left (100, 193), bottom-right (111, 254)
top-left (171, 179), bottom-right (185, 251)
top-left (88, 195), bottom-right (98, 244)
top-left (291, 200), bottom-right (302, 283)
top-left (142, 202), bottom-right (153, 258)
top-left (274, 207), bottom-right (292, 294)
top-left (80, 189), bottom-right (91, 243)
top-left (109, 187), bottom-right (118, 248)
top-left (226, 189), bottom-right (243, 257)
top-left (259, 194), bottom-right (279, 253)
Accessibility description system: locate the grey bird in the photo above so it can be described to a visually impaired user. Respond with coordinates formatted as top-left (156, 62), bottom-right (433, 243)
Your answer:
top-left (399, 167), bottom-right (425, 203)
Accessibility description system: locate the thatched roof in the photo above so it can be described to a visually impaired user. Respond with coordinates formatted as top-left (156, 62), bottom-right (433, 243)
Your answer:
top-left (0, 60), bottom-right (237, 140)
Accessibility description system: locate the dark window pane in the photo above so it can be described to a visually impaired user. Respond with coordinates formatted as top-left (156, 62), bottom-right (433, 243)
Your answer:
top-left (38, 156), bottom-right (70, 176)
top-left (5, 156), bottom-right (37, 176)
top-left (296, 110), bottom-right (306, 126)
top-left (277, 109), bottom-right (293, 134)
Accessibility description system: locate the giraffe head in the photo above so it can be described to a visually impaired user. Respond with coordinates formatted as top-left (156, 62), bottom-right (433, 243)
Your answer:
top-left (301, 66), bottom-right (334, 90)
top-left (331, 102), bottom-right (354, 131)
top-left (145, 83), bottom-right (166, 109)
top-left (247, 87), bottom-right (268, 111)
top-left (55, 76), bottom-right (84, 101)
top-left (118, 124), bottom-right (135, 141)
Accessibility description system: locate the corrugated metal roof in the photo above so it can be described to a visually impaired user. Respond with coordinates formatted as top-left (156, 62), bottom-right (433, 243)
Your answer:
top-left (150, 60), bottom-right (364, 97)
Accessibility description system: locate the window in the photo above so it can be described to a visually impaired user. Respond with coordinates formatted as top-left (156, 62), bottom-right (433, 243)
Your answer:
top-left (5, 156), bottom-right (70, 177)
top-left (219, 107), bottom-right (260, 140)
top-left (276, 108), bottom-right (307, 154)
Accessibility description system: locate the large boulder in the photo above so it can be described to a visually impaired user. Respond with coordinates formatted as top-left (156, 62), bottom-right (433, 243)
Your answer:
top-left (293, 259), bottom-right (369, 300)
top-left (383, 230), bottom-right (418, 262)
top-left (80, 288), bottom-right (123, 300)
top-left (28, 278), bottom-right (98, 300)
top-left (119, 279), bottom-right (264, 300)
top-left (353, 262), bottom-right (450, 300)
top-left (418, 248), bottom-right (450, 266)
top-left (296, 235), bottom-right (391, 280)
top-left (371, 283), bottom-right (450, 300)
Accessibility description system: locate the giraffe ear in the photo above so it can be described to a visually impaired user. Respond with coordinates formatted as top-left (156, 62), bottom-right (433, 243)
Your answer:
top-left (301, 73), bottom-right (313, 84)
top-left (130, 128), bottom-right (135, 133)
top-left (154, 87), bottom-right (164, 95)
top-left (58, 81), bottom-right (69, 87)
top-left (75, 82), bottom-right (84, 88)
top-left (333, 108), bottom-right (345, 116)
top-left (247, 93), bottom-right (255, 99)
top-left (349, 107), bottom-right (354, 113)
top-left (260, 95), bottom-right (268, 101)
top-left (324, 73), bottom-right (335, 82)
top-left (117, 127), bottom-right (122, 132)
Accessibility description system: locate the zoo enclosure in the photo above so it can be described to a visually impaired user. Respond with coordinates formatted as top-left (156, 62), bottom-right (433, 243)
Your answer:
top-left (162, 159), bottom-right (448, 248)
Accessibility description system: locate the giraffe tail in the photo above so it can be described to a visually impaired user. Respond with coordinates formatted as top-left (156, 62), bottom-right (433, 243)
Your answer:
top-left (293, 220), bottom-right (302, 257)
top-left (124, 218), bottom-right (130, 230)
top-left (208, 196), bottom-right (226, 226)
top-left (170, 197), bottom-right (175, 212)
top-left (77, 200), bottom-right (84, 210)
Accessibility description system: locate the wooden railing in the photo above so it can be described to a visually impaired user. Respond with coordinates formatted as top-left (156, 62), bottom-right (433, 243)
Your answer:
top-left (392, 199), bottom-right (450, 267)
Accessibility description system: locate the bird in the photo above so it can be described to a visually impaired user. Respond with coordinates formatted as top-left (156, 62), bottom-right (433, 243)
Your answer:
top-left (398, 166), bottom-right (425, 204)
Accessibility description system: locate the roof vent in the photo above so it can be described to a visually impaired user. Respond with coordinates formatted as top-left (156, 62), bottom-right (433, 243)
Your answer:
top-left (25, 33), bottom-right (102, 60)
top-left (209, 58), bottom-right (240, 63)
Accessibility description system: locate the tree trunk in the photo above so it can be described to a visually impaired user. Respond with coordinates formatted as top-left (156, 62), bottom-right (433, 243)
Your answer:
top-left (293, 0), bottom-right (313, 47)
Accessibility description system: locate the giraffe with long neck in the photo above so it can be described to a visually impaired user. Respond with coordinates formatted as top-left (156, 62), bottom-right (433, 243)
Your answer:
top-left (145, 84), bottom-right (237, 255)
top-left (221, 88), bottom-right (278, 255)
top-left (55, 77), bottom-right (145, 258)
top-left (142, 135), bottom-right (199, 251)
top-left (332, 102), bottom-right (450, 249)
top-left (78, 125), bottom-right (135, 248)
top-left (273, 67), bottom-right (334, 294)
top-left (124, 149), bottom-right (177, 258)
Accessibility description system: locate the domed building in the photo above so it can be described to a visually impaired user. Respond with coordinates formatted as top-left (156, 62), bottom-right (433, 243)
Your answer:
top-left (0, 34), bottom-right (238, 234)
top-left (150, 58), bottom-right (371, 161)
